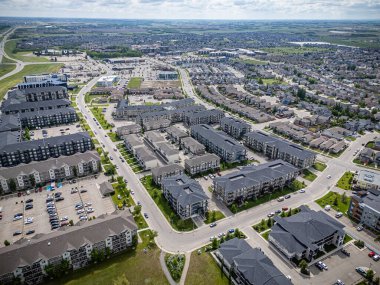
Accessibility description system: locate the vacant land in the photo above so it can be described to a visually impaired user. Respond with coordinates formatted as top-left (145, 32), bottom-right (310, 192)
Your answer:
top-left (46, 230), bottom-right (168, 285)
top-left (0, 64), bottom-right (16, 78)
top-left (5, 39), bottom-right (50, 62)
top-left (185, 251), bottom-right (228, 285)
top-left (336, 172), bottom-right (354, 190)
top-left (236, 58), bottom-right (268, 65)
top-left (263, 46), bottom-right (328, 55)
top-left (127, 77), bottom-right (143, 89)
top-left (0, 63), bottom-right (63, 99)
top-left (316, 191), bottom-right (350, 214)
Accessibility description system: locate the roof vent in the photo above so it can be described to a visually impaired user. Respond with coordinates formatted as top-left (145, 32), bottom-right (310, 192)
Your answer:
top-left (48, 242), bottom-right (51, 246)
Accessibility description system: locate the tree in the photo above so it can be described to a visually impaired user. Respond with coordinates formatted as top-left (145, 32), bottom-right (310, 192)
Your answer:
top-left (4, 240), bottom-right (10, 246)
top-left (287, 208), bottom-right (292, 217)
top-left (133, 205), bottom-right (142, 216)
top-left (211, 210), bottom-right (216, 222)
top-left (258, 78), bottom-right (263, 84)
top-left (152, 190), bottom-right (158, 200)
top-left (69, 220), bottom-right (74, 226)
top-left (150, 230), bottom-right (158, 241)
top-left (366, 269), bottom-right (374, 282)
top-left (231, 203), bottom-right (238, 214)
top-left (299, 259), bottom-right (308, 275)
top-left (23, 127), bottom-right (30, 141)
top-left (212, 238), bottom-right (219, 250)
top-left (9, 179), bottom-right (17, 192)
top-left (333, 196), bottom-right (338, 206)
top-left (234, 228), bottom-right (241, 238)
top-left (267, 218), bottom-right (273, 228)
top-left (341, 192), bottom-right (347, 204)
top-left (373, 276), bottom-right (380, 285)
top-left (29, 174), bottom-right (36, 188)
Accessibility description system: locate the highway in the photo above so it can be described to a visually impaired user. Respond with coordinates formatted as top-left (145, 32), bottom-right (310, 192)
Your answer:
top-left (76, 58), bottom-right (380, 281)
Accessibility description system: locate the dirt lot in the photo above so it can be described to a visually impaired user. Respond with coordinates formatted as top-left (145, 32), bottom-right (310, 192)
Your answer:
top-left (0, 175), bottom-right (115, 247)
top-left (309, 243), bottom-right (380, 285)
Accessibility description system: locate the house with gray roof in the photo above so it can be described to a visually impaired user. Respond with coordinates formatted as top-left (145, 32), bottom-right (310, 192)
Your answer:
top-left (180, 137), bottom-right (206, 155)
top-left (213, 160), bottom-right (299, 206)
top-left (220, 117), bottom-right (251, 139)
top-left (123, 134), bottom-right (144, 154)
top-left (19, 107), bottom-right (78, 129)
top-left (142, 118), bottom-right (171, 131)
top-left (0, 151), bottom-right (100, 193)
top-left (161, 174), bottom-right (208, 220)
top-left (98, 181), bottom-right (115, 197)
top-left (215, 238), bottom-right (292, 285)
top-left (0, 132), bottom-right (93, 167)
top-left (269, 206), bottom-right (344, 262)
top-left (134, 147), bottom-right (159, 170)
top-left (152, 164), bottom-right (184, 185)
top-left (116, 124), bottom-right (142, 137)
top-left (0, 211), bottom-right (137, 285)
top-left (1, 99), bottom-right (71, 115)
top-left (0, 115), bottom-right (21, 133)
top-left (244, 131), bottom-right (316, 169)
top-left (191, 124), bottom-right (246, 163)
top-left (185, 153), bottom-right (220, 176)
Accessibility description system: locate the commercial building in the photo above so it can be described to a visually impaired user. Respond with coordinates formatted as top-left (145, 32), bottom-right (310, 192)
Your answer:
top-left (354, 170), bottom-right (380, 191)
top-left (349, 190), bottom-right (380, 232)
top-left (161, 174), bottom-right (208, 220)
top-left (244, 131), bottom-right (316, 169)
top-left (97, 76), bottom-right (119, 87)
top-left (158, 71), bottom-right (178, 80)
top-left (0, 211), bottom-right (137, 285)
top-left (220, 117), bottom-right (251, 139)
top-left (269, 206), bottom-right (344, 262)
top-left (0, 132), bottom-right (93, 167)
top-left (191, 124), bottom-right (247, 163)
top-left (213, 160), bottom-right (299, 206)
top-left (184, 109), bottom-right (225, 127)
top-left (181, 137), bottom-right (206, 156)
top-left (184, 153), bottom-right (220, 176)
top-left (17, 74), bottom-right (68, 89)
top-left (215, 238), bottom-right (292, 285)
top-left (0, 151), bottom-right (100, 193)
top-left (151, 164), bottom-right (184, 185)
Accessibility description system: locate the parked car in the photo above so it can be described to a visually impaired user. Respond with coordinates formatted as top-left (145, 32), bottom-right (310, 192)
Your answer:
top-left (25, 204), bottom-right (33, 210)
top-left (210, 223), bottom-right (217, 228)
top-left (357, 226), bottom-right (364, 231)
top-left (369, 251), bottom-right (376, 257)
top-left (356, 267), bottom-right (367, 277)
top-left (284, 195), bottom-right (291, 199)
top-left (26, 230), bottom-right (35, 235)
top-left (228, 229), bottom-right (235, 234)
top-left (144, 213), bottom-right (149, 218)
top-left (80, 189), bottom-right (87, 193)
top-left (315, 261), bottom-right (324, 271)
top-left (373, 255), bottom-right (380, 261)
top-left (267, 212), bottom-right (275, 217)
top-left (335, 212), bottom-right (343, 218)
top-left (55, 197), bottom-right (64, 202)
top-left (299, 189), bottom-right (305, 193)
top-left (13, 231), bottom-right (22, 236)
top-left (25, 199), bottom-right (33, 203)
top-left (341, 249), bottom-right (350, 256)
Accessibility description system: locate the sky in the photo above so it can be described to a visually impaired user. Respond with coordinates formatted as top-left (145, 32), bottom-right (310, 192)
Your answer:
top-left (0, 0), bottom-right (379, 20)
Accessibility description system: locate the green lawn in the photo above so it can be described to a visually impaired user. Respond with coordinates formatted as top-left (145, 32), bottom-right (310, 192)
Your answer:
top-left (313, 162), bottom-right (327, 172)
top-left (261, 78), bottom-right (287, 85)
top-left (230, 180), bottom-right (305, 213)
top-left (5, 39), bottom-right (49, 62)
top-left (127, 77), bottom-right (143, 89)
top-left (107, 132), bottom-right (121, 142)
top-left (185, 251), bottom-right (229, 285)
top-left (302, 169), bottom-right (317, 182)
top-left (235, 58), bottom-right (268, 65)
top-left (343, 234), bottom-right (353, 244)
top-left (263, 46), bottom-right (328, 55)
top-left (204, 211), bottom-right (225, 224)
top-left (1, 55), bottom-right (16, 64)
top-left (46, 230), bottom-right (168, 285)
top-left (141, 175), bottom-right (196, 231)
top-left (336, 172), bottom-right (354, 190)
top-left (90, 107), bottom-right (113, 130)
top-left (366, 141), bottom-right (375, 149)
top-left (261, 231), bottom-right (271, 241)
top-left (0, 63), bottom-right (16, 78)
top-left (85, 93), bottom-right (107, 104)
top-left (0, 63), bottom-right (63, 100)
top-left (316, 191), bottom-right (350, 214)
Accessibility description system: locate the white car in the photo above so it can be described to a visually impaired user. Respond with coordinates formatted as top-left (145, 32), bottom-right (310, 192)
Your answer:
top-left (299, 189), bottom-right (305, 193)
top-left (327, 175), bottom-right (332, 179)
top-left (209, 236), bottom-right (216, 241)
top-left (335, 212), bottom-right (343, 218)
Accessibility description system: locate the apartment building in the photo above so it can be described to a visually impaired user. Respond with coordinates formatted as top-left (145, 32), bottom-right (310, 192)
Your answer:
top-left (220, 117), bottom-right (251, 139)
top-left (0, 151), bottom-right (100, 193)
top-left (151, 164), bottom-right (185, 185)
top-left (166, 125), bottom-right (188, 144)
top-left (1, 99), bottom-right (71, 115)
top-left (269, 206), bottom-right (344, 262)
top-left (161, 174), bottom-right (208, 220)
top-left (0, 211), bottom-right (137, 285)
top-left (190, 124), bottom-right (247, 163)
top-left (184, 109), bottom-right (225, 127)
top-left (349, 190), bottom-right (380, 232)
top-left (354, 170), bottom-right (380, 191)
top-left (244, 131), bottom-right (316, 169)
top-left (213, 160), bottom-right (299, 205)
top-left (0, 132), bottom-right (93, 167)
top-left (142, 118), bottom-right (171, 131)
top-left (215, 238), bottom-right (292, 285)
top-left (134, 147), bottom-right (159, 170)
top-left (185, 153), bottom-right (220, 176)
top-left (123, 134), bottom-right (144, 154)
top-left (180, 137), bottom-right (206, 155)
top-left (116, 124), bottom-right (142, 137)
top-left (8, 85), bottom-right (68, 101)
top-left (19, 108), bottom-right (78, 129)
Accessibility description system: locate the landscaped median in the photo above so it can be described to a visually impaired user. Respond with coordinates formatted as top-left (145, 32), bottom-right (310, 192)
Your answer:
top-left (90, 107), bottom-right (113, 130)
top-left (165, 253), bottom-right (185, 283)
top-left (229, 180), bottom-right (305, 213)
top-left (141, 175), bottom-right (196, 231)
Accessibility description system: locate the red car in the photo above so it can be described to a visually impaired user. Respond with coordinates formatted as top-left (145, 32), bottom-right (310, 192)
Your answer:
top-left (369, 251), bottom-right (376, 257)
top-left (282, 207), bottom-right (289, 211)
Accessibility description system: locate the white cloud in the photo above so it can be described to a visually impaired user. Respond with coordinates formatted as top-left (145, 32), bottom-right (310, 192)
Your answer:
top-left (0, 0), bottom-right (379, 19)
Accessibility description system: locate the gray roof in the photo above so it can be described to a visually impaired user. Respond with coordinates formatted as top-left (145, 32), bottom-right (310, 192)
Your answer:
top-left (99, 181), bottom-right (115, 196)
top-left (185, 153), bottom-right (220, 167)
top-left (135, 146), bottom-right (157, 162)
top-left (270, 206), bottom-right (344, 252)
top-left (245, 131), bottom-right (316, 160)
top-left (162, 174), bottom-right (208, 207)
top-left (181, 137), bottom-right (205, 153)
top-left (145, 130), bottom-right (166, 143)
top-left (356, 170), bottom-right (380, 187)
top-left (151, 164), bottom-right (184, 177)
top-left (186, 108), bottom-right (224, 120)
top-left (0, 132), bottom-right (91, 153)
top-left (356, 191), bottom-right (380, 213)
top-left (217, 238), bottom-right (292, 285)
top-left (0, 131), bottom-right (21, 148)
top-left (166, 125), bottom-right (188, 139)
top-left (155, 141), bottom-right (179, 156)
top-left (0, 151), bottom-right (100, 180)
top-left (2, 99), bottom-right (70, 113)
top-left (0, 211), bottom-right (137, 276)
top-left (0, 115), bottom-right (21, 132)
top-left (191, 124), bottom-right (246, 154)
top-left (19, 107), bottom-right (76, 119)
top-left (220, 116), bottom-right (250, 129)
top-left (214, 160), bottom-right (298, 193)
top-left (123, 134), bottom-right (143, 148)
top-left (116, 124), bottom-right (141, 134)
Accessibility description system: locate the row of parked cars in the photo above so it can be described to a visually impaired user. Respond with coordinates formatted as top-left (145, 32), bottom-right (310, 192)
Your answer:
top-left (75, 201), bottom-right (94, 221)
top-left (47, 192), bottom-right (66, 230)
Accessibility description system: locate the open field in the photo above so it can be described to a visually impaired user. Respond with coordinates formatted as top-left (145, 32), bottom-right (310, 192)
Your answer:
top-left (0, 63), bottom-right (63, 100)
top-left (127, 77), bottom-right (143, 89)
top-left (263, 46), bottom-right (329, 55)
top-left (0, 63), bottom-right (16, 77)
top-left (5, 39), bottom-right (50, 62)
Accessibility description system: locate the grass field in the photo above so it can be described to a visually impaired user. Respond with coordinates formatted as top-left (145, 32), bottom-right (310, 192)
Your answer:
top-left (302, 169), bottom-right (317, 182)
top-left (5, 39), bottom-right (49, 62)
top-left (313, 162), bottom-right (327, 172)
top-left (316, 191), bottom-right (350, 214)
top-left (127, 77), bottom-right (143, 89)
top-left (336, 172), bottom-right (354, 190)
top-left (204, 211), bottom-right (225, 224)
top-left (261, 78), bottom-right (287, 85)
top-left (141, 175), bottom-right (196, 231)
top-left (185, 251), bottom-right (229, 285)
top-left (1, 56), bottom-right (16, 64)
top-left (263, 46), bottom-right (328, 55)
top-left (0, 63), bottom-right (16, 78)
top-left (0, 63), bottom-right (63, 100)
top-left (46, 230), bottom-right (168, 285)
top-left (236, 58), bottom-right (268, 65)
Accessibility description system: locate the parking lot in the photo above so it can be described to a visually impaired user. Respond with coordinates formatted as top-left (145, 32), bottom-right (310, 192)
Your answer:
top-left (0, 175), bottom-right (115, 247)
top-left (32, 123), bottom-right (82, 140)
top-left (309, 243), bottom-right (380, 285)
